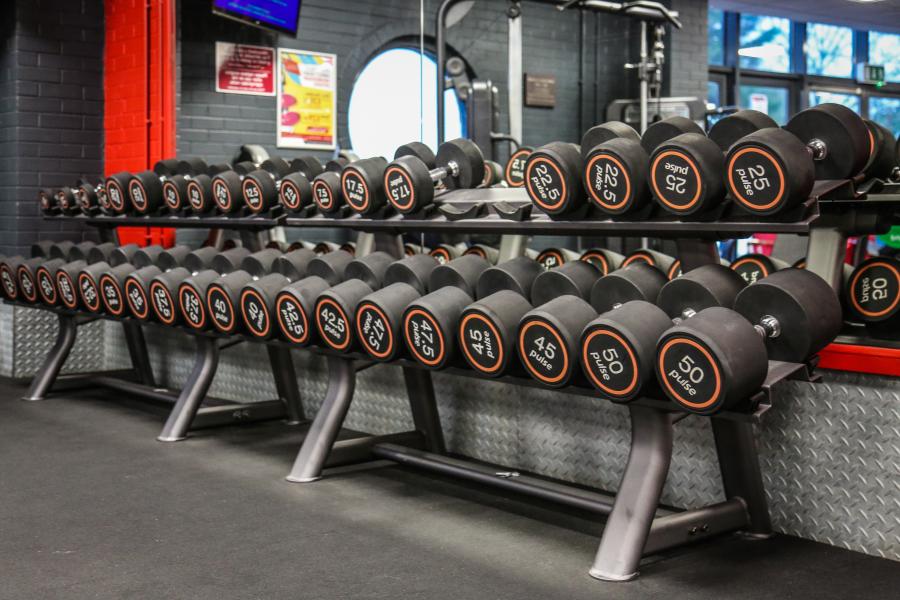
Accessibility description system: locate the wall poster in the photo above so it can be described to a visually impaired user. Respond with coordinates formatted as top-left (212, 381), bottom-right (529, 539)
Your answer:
top-left (277, 49), bottom-right (337, 149)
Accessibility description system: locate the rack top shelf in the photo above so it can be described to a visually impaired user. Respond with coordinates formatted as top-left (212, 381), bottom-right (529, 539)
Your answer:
top-left (46, 180), bottom-right (900, 238)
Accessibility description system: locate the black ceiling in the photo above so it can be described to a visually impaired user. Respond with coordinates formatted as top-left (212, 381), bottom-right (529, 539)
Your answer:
top-left (712, 0), bottom-right (900, 34)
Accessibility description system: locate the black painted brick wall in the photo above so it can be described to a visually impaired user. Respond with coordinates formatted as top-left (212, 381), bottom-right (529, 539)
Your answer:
top-left (177, 0), bottom-right (661, 166)
top-left (667, 0), bottom-right (709, 99)
top-left (0, 0), bottom-right (103, 257)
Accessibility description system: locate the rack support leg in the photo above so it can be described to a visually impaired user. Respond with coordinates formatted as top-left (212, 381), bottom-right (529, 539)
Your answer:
top-left (21, 314), bottom-right (79, 402)
top-left (711, 418), bottom-right (772, 536)
top-left (121, 320), bottom-right (155, 386)
top-left (267, 345), bottom-right (304, 424)
top-left (403, 367), bottom-right (445, 453)
top-left (157, 336), bottom-right (220, 442)
top-left (590, 405), bottom-right (674, 582)
top-left (286, 356), bottom-right (356, 483)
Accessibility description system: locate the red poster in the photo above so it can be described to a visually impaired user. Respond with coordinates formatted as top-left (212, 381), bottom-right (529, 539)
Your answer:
top-left (215, 42), bottom-right (275, 96)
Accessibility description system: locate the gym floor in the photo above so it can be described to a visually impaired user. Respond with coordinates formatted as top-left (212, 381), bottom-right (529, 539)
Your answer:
top-left (1, 378), bottom-right (897, 599)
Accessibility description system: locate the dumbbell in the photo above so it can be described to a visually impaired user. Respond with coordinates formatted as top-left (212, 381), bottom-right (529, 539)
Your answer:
top-left (20, 242), bottom-right (101, 305)
top-left (504, 146), bottom-right (533, 187)
top-left (75, 178), bottom-right (112, 215)
top-left (647, 111), bottom-right (777, 217)
top-left (311, 170), bottom-right (345, 216)
top-left (579, 248), bottom-right (624, 276)
top-left (429, 243), bottom-right (466, 265)
top-left (239, 248), bottom-right (322, 339)
top-left (462, 244), bottom-right (499, 265)
top-left (274, 250), bottom-right (356, 345)
top-left (383, 139), bottom-right (484, 214)
top-left (621, 248), bottom-right (681, 280)
top-left (121, 245), bottom-right (195, 320)
top-left (862, 120), bottom-right (899, 182)
top-left (341, 142), bottom-right (436, 215)
top-left (38, 189), bottom-right (60, 215)
top-left (404, 243), bottom-right (430, 256)
top-left (146, 247), bottom-right (224, 325)
top-left (580, 263), bottom-right (745, 401)
top-left (402, 254), bottom-right (492, 368)
top-left (845, 256), bottom-right (900, 335)
top-left (535, 247), bottom-right (579, 270)
top-left (184, 163), bottom-right (233, 213)
top-left (128, 158), bottom-right (209, 214)
top-left (242, 156), bottom-right (324, 213)
top-left (730, 253), bottom-right (789, 284)
top-left (95, 243), bottom-right (190, 316)
top-left (159, 158), bottom-right (221, 212)
top-left (75, 243), bottom-right (135, 313)
top-left (580, 121), bottom-right (651, 215)
top-left (204, 249), bottom-right (286, 333)
top-left (210, 160), bottom-right (266, 214)
top-left (457, 256), bottom-right (545, 375)
top-left (482, 160), bottom-right (504, 187)
top-left (725, 103), bottom-right (869, 215)
top-left (177, 248), bottom-right (254, 330)
top-left (656, 269), bottom-right (841, 414)
top-left (53, 187), bottom-right (82, 216)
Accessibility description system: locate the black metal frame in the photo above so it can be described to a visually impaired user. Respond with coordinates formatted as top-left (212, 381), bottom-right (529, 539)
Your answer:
top-left (16, 180), bottom-right (900, 582)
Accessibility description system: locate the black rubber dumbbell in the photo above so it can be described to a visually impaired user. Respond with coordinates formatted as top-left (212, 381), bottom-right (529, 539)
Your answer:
top-left (462, 244), bottom-right (499, 265)
top-left (429, 243), bottom-right (464, 265)
top-left (54, 187), bottom-right (81, 216)
top-left (14, 257), bottom-right (45, 303)
top-left (147, 247), bottom-right (218, 325)
top-left (123, 246), bottom-right (194, 321)
top-left (104, 172), bottom-right (133, 214)
top-left (128, 158), bottom-right (207, 214)
top-left (55, 259), bottom-right (89, 310)
top-left (621, 248), bottom-right (681, 280)
top-left (34, 258), bottom-right (67, 305)
top-left (76, 243), bottom-right (137, 313)
top-left (311, 171), bottom-right (345, 216)
top-left (707, 109), bottom-right (778, 152)
top-left (278, 157), bottom-right (326, 213)
top-left (184, 163), bottom-right (232, 214)
top-left (579, 263), bottom-right (744, 401)
top-left (655, 269), bottom-right (841, 414)
top-left (523, 142), bottom-right (585, 217)
top-left (38, 189), bottom-right (60, 216)
top-left (579, 248), bottom-right (624, 276)
top-left (457, 256), bottom-right (544, 376)
top-left (580, 121), bottom-right (649, 215)
top-left (401, 254), bottom-right (491, 369)
top-left (725, 103), bottom-right (869, 215)
top-left (341, 143), bottom-right (434, 215)
top-left (535, 247), bottom-right (579, 270)
top-left (845, 255), bottom-right (900, 336)
top-left (75, 178), bottom-right (112, 215)
top-left (383, 138), bottom-right (484, 214)
top-left (210, 160), bottom-right (263, 214)
top-left (730, 253), bottom-right (789, 284)
top-left (23, 242), bottom-right (98, 306)
top-left (239, 248), bottom-right (319, 339)
top-left (504, 146), bottom-right (533, 188)
top-left (176, 247), bottom-right (251, 330)
top-left (862, 119), bottom-right (899, 182)
top-left (482, 160), bottom-right (504, 187)
top-left (354, 254), bottom-right (441, 361)
top-left (204, 249), bottom-right (283, 333)
top-left (242, 156), bottom-right (324, 213)
top-left (160, 158), bottom-right (211, 212)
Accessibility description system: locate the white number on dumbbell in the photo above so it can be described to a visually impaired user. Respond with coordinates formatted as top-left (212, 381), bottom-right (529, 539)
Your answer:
top-left (677, 355), bottom-right (704, 383)
top-left (533, 336), bottom-right (556, 360)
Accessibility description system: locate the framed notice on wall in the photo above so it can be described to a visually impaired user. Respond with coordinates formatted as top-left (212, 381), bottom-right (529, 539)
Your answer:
top-left (215, 42), bottom-right (275, 96)
top-left (277, 49), bottom-right (337, 150)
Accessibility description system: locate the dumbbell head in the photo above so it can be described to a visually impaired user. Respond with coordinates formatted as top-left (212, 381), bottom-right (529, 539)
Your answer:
top-left (640, 116), bottom-right (704, 155)
top-left (34, 259), bottom-right (65, 305)
top-left (0, 256), bottom-right (24, 300)
top-left (177, 157), bottom-right (209, 176)
top-left (476, 256), bottom-right (543, 301)
top-left (77, 262), bottom-right (110, 312)
top-left (128, 171), bottom-right (164, 213)
top-left (307, 250), bottom-right (353, 285)
top-left (104, 172), bottom-right (131, 213)
top-left (177, 270), bottom-right (219, 330)
top-left (428, 254), bottom-right (490, 296)
top-left (186, 174), bottom-right (215, 213)
top-left (356, 282), bottom-right (422, 361)
top-left (517, 295), bottom-right (597, 387)
top-left (31, 241), bottom-right (56, 258)
top-left (55, 187), bottom-right (80, 215)
top-left (621, 249), bottom-right (680, 280)
top-left (124, 266), bottom-right (163, 320)
top-left (459, 289), bottom-right (533, 376)
top-left (384, 254), bottom-right (439, 295)
top-left (524, 142), bottom-right (585, 216)
top-left (157, 245), bottom-right (192, 271)
top-left (863, 119), bottom-right (898, 181)
top-left (531, 260), bottom-right (600, 306)
top-left (657, 264), bottom-right (746, 319)
top-left (734, 268), bottom-right (842, 362)
top-left (312, 171), bottom-right (343, 215)
top-left (75, 179), bottom-right (105, 214)
top-left (108, 244), bottom-right (141, 267)
top-left (240, 249), bottom-right (282, 278)
top-left (279, 172), bottom-right (313, 212)
top-left (403, 286), bottom-right (472, 369)
top-left (149, 268), bottom-right (191, 324)
top-left (86, 242), bottom-right (117, 265)
top-left (211, 170), bottom-right (244, 213)
top-left (272, 248), bottom-right (317, 281)
top-left (66, 242), bottom-right (97, 263)
top-left (132, 245), bottom-right (165, 269)
top-left (384, 155), bottom-right (434, 213)
top-left (436, 138), bottom-right (485, 190)
top-left (580, 300), bottom-right (672, 402)
top-left (153, 158), bottom-right (180, 176)
top-left (315, 279), bottom-right (373, 351)
top-left (655, 306), bottom-right (768, 415)
top-left (482, 160), bottom-right (503, 187)
top-left (462, 244), bottom-right (499, 265)
top-left (275, 276), bottom-right (331, 345)
top-left (649, 133), bottom-right (725, 215)
top-left (707, 109), bottom-right (778, 152)
top-left (581, 121), bottom-right (641, 160)
top-left (341, 157), bottom-right (388, 214)
top-left (504, 146), bottom-right (534, 187)
top-left (590, 262), bottom-right (667, 314)
top-left (730, 253), bottom-right (789, 285)
top-left (240, 273), bottom-right (290, 339)
top-left (39, 189), bottom-right (58, 215)
top-left (429, 244), bottom-right (461, 265)
top-left (344, 251), bottom-right (394, 289)
top-left (785, 103), bottom-right (870, 180)
top-left (181, 247), bottom-right (218, 274)
top-left (98, 263), bottom-right (137, 316)
top-left (583, 137), bottom-right (651, 215)
top-left (15, 258), bottom-right (43, 302)
top-left (846, 256), bottom-right (900, 324)
top-left (241, 169), bottom-right (279, 213)
top-left (289, 155), bottom-right (325, 180)
top-left (48, 241), bottom-right (76, 260)
top-left (55, 260), bottom-right (87, 308)
top-left (535, 247), bottom-right (575, 270)
top-left (579, 248), bottom-right (624, 276)
top-left (211, 247), bottom-right (252, 274)
top-left (206, 271), bottom-right (254, 333)
top-left (394, 141), bottom-right (436, 168)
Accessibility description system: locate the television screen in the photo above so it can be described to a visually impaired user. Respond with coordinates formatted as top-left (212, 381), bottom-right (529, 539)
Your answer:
top-left (213, 0), bottom-right (302, 36)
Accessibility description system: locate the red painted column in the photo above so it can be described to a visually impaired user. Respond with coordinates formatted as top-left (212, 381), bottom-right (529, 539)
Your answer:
top-left (104, 0), bottom-right (176, 246)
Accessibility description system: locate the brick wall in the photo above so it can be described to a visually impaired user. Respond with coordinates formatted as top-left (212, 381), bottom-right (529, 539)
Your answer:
top-left (667, 0), bottom-right (709, 99)
top-left (0, 0), bottom-right (104, 257)
top-left (176, 0), bottom-right (653, 165)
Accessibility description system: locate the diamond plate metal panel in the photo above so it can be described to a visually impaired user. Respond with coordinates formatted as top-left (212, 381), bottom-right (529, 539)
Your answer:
top-left (5, 305), bottom-right (106, 378)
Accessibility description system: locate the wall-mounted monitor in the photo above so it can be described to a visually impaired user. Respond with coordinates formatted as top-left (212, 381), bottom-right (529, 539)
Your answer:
top-left (213, 0), bottom-right (302, 37)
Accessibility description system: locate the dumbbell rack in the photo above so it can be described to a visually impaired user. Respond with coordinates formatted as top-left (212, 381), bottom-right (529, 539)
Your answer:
top-left (23, 178), bottom-right (900, 582)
